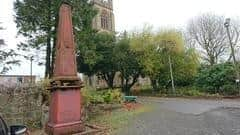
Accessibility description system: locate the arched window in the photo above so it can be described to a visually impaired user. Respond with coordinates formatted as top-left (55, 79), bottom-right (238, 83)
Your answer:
top-left (101, 10), bottom-right (109, 30)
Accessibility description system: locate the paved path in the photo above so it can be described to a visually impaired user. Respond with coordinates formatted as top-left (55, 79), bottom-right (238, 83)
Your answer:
top-left (117, 97), bottom-right (240, 135)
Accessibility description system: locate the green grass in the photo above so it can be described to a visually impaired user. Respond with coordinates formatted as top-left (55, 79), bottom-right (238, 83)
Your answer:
top-left (88, 105), bottom-right (151, 134)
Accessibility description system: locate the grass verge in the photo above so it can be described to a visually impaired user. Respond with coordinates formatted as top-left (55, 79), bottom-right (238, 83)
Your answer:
top-left (87, 104), bottom-right (151, 134)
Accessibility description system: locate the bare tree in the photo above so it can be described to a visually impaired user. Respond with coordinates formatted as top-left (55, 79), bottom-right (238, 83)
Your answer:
top-left (183, 31), bottom-right (197, 49)
top-left (187, 13), bottom-right (228, 65)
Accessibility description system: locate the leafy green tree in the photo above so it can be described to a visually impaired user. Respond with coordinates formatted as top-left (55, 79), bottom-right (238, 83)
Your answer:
top-left (130, 26), bottom-right (162, 91)
top-left (174, 48), bottom-right (199, 86)
top-left (14, 0), bottom-right (97, 78)
top-left (154, 30), bottom-right (199, 90)
top-left (114, 33), bottom-right (143, 95)
top-left (195, 63), bottom-right (237, 95)
top-left (129, 27), bottom-right (199, 92)
top-left (94, 32), bottom-right (117, 88)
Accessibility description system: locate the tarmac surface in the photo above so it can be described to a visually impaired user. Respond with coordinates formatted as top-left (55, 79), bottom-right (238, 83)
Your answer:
top-left (117, 97), bottom-right (240, 135)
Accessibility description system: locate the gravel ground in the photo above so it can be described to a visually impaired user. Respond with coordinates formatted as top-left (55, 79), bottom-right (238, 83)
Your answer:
top-left (116, 97), bottom-right (240, 135)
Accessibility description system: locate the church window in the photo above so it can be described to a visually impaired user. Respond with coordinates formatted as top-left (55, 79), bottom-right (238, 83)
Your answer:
top-left (101, 11), bottom-right (109, 30)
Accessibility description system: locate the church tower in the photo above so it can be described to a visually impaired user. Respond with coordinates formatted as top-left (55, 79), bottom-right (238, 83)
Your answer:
top-left (92, 0), bottom-right (115, 32)
top-left (82, 0), bottom-right (116, 88)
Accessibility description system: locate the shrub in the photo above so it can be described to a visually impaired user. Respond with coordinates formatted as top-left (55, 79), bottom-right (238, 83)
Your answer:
top-left (82, 88), bottom-right (123, 105)
top-left (103, 90), bottom-right (113, 103)
top-left (175, 87), bottom-right (205, 97)
top-left (222, 84), bottom-right (239, 96)
top-left (195, 63), bottom-right (237, 95)
top-left (82, 88), bottom-right (104, 105)
top-left (110, 89), bottom-right (124, 103)
top-left (36, 79), bottom-right (51, 106)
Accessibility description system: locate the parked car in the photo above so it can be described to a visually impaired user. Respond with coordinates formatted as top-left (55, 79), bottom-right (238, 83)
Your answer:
top-left (0, 116), bottom-right (28, 135)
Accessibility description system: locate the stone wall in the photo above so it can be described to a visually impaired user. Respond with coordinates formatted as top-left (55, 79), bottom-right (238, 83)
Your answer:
top-left (0, 85), bottom-right (43, 128)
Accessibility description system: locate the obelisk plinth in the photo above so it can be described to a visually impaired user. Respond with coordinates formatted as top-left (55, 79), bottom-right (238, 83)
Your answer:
top-left (45, 2), bottom-right (85, 135)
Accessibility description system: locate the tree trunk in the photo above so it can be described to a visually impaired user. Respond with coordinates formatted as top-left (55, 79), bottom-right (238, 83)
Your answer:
top-left (124, 79), bottom-right (130, 96)
top-left (45, 0), bottom-right (52, 78)
top-left (122, 75), bottom-right (139, 96)
top-left (120, 74), bottom-right (124, 92)
top-left (88, 75), bottom-right (93, 86)
top-left (150, 78), bottom-right (157, 93)
top-left (50, 14), bottom-right (58, 77)
top-left (50, 36), bottom-right (56, 77)
top-left (103, 72), bottom-right (115, 89)
top-left (209, 55), bottom-right (215, 66)
top-left (45, 33), bottom-right (51, 78)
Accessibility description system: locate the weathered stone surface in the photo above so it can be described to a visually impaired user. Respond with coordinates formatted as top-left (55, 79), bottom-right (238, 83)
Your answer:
top-left (46, 3), bottom-right (85, 135)
top-left (0, 85), bottom-right (43, 128)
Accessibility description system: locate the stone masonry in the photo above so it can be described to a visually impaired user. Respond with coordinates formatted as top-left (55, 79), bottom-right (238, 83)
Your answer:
top-left (92, 0), bottom-right (115, 32)
top-left (0, 85), bottom-right (43, 128)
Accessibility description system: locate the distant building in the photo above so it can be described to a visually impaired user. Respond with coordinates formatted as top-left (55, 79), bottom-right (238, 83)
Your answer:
top-left (0, 75), bottom-right (36, 87)
top-left (92, 0), bottom-right (115, 32)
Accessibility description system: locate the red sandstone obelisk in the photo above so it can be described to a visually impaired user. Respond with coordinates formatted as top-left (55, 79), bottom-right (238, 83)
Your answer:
top-left (45, 2), bottom-right (85, 135)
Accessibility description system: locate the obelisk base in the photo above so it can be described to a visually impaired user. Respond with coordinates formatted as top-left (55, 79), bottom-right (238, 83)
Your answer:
top-left (45, 90), bottom-right (85, 135)
top-left (46, 121), bottom-right (85, 135)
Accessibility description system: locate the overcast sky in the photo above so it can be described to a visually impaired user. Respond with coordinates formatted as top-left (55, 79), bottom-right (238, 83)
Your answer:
top-left (0, 0), bottom-right (240, 78)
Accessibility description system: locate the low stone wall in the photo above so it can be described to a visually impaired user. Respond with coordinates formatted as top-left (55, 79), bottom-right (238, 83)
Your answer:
top-left (0, 85), bottom-right (43, 128)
